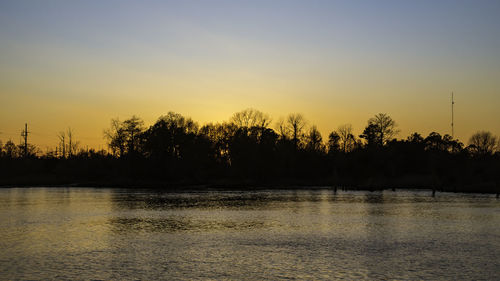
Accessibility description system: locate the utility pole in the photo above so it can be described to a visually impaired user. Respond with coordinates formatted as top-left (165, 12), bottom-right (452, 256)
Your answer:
top-left (21, 123), bottom-right (29, 157)
top-left (451, 92), bottom-right (455, 138)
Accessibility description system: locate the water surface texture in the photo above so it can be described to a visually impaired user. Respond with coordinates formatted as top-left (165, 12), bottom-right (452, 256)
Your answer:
top-left (1, 188), bottom-right (499, 280)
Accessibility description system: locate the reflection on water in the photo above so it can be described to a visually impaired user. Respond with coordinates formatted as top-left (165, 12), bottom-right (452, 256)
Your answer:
top-left (0, 188), bottom-right (499, 280)
top-left (109, 217), bottom-right (277, 233)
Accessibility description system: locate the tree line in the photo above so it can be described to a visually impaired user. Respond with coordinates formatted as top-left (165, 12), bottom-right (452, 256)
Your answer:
top-left (1, 109), bottom-right (499, 192)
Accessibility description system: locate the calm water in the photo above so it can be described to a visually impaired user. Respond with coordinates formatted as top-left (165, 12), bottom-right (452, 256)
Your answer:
top-left (0, 188), bottom-right (499, 280)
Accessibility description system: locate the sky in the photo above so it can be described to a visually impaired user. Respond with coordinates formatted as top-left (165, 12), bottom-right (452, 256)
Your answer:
top-left (1, 0), bottom-right (499, 150)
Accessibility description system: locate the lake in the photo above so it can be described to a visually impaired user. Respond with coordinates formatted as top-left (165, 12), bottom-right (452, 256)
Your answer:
top-left (0, 188), bottom-right (499, 280)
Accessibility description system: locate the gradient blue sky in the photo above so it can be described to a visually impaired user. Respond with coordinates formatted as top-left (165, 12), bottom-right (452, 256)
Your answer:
top-left (1, 0), bottom-right (499, 149)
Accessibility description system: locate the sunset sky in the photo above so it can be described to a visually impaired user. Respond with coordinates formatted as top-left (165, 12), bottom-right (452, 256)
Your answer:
top-left (1, 0), bottom-right (499, 150)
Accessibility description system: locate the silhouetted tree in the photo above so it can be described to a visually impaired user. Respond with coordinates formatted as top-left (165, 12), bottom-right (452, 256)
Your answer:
top-left (58, 131), bottom-right (66, 158)
top-left (142, 112), bottom-right (198, 160)
top-left (423, 132), bottom-right (462, 153)
top-left (425, 132), bottom-right (445, 151)
top-left (199, 122), bottom-right (237, 165)
top-left (367, 113), bottom-right (399, 146)
top-left (104, 119), bottom-right (126, 156)
top-left (230, 108), bottom-right (271, 129)
top-left (3, 140), bottom-right (18, 158)
top-left (468, 131), bottom-right (498, 156)
top-left (337, 124), bottom-right (355, 153)
top-left (360, 123), bottom-right (379, 148)
top-left (442, 134), bottom-right (463, 153)
top-left (228, 109), bottom-right (276, 170)
top-left (305, 125), bottom-right (324, 153)
top-left (407, 132), bottom-right (424, 144)
top-left (327, 131), bottom-right (341, 154)
top-left (104, 116), bottom-right (144, 157)
top-left (122, 116), bottom-right (144, 156)
top-left (286, 113), bottom-right (307, 150)
top-left (16, 143), bottom-right (38, 158)
top-left (275, 118), bottom-right (288, 140)
top-left (67, 127), bottom-right (79, 158)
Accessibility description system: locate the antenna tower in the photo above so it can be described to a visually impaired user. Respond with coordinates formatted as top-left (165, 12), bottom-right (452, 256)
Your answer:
top-left (451, 92), bottom-right (454, 138)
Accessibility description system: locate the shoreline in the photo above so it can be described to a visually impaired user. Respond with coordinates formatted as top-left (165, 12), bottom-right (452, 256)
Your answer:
top-left (1, 178), bottom-right (498, 195)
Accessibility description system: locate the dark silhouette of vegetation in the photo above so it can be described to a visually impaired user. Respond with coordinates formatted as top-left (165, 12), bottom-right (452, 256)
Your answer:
top-left (367, 113), bottom-right (400, 146)
top-left (0, 110), bottom-right (499, 194)
top-left (337, 124), bottom-right (357, 153)
top-left (468, 131), bottom-right (498, 156)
